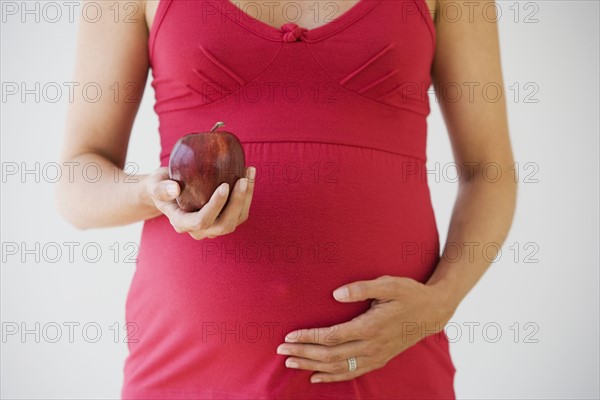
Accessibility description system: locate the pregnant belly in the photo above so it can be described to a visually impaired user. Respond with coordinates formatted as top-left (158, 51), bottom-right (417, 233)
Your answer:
top-left (124, 142), bottom-right (441, 396)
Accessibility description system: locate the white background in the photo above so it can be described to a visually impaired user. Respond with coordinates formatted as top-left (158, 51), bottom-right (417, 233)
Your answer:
top-left (1, 0), bottom-right (599, 398)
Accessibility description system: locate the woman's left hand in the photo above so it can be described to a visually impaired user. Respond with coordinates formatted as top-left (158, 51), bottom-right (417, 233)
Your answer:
top-left (276, 275), bottom-right (455, 383)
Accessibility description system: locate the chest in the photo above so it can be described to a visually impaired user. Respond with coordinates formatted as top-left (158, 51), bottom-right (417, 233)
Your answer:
top-left (224, 0), bottom-right (363, 30)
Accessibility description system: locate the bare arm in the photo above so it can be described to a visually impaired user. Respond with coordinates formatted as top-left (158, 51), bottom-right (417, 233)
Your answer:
top-left (57, 0), bottom-right (256, 237)
top-left (425, 0), bottom-right (518, 314)
top-left (56, 0), bottom-right (157, 229)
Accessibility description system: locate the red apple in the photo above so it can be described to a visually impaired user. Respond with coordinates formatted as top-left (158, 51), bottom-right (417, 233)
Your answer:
top-left (168, 122), bottom-right (246, 212)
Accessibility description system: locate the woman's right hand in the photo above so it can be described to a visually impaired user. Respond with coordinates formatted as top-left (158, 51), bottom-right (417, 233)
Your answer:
top-left (145, 166), bottom-right (256, 240)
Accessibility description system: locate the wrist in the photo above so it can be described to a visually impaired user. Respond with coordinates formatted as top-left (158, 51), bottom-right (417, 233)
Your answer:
top-left (426, 274), bottom-right (462, 324)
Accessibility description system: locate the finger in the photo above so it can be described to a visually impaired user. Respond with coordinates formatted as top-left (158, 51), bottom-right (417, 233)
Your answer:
top-left (151, 179), bottom-right (180, 203)
top-left (309, 349), bottom-right (396, 384)
top-left (309, 363), bottom-right (373, 383)
top-left (332, 275), bottom-right (401, 303)
top-left (284, 354), bottom-right (371, 376)
top-left (276, 340), bottom-right (363, 364)
top-left (165, 183), bottom-right (230, 233)
top-left (205, 177), bottom-right (248, 236)
top-left (284, 320), bottom-right (361, 345)
top-left (148, 167), bottom-right (180, 203)
top-left (238, 166), bottom-right (256, 223)
top-left (154, 198), bottom-right (179, 220)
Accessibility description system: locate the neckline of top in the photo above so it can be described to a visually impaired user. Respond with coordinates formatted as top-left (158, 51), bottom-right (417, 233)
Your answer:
top-left (214, 0), bottom-right (383, 42)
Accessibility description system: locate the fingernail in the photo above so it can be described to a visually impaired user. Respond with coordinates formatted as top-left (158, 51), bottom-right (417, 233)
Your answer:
top-left (276, 345), bottom-right (291, 355)
top-left (285, 359), bottom-right (299, 369)
top-left (219, 183), bottom-right (229, 195)
top-left (284, 334), bottom-right (296, 342)
top-left (166, 183), bottom-right (178, 196)
top-left (311, 377), bottom-right (322, 383)
top-left (333, 286), bottom-right (349, 301)
top-left (247, 167), bottom-right (256, 180)
top-left (238, 178), bottom-right (248, 192)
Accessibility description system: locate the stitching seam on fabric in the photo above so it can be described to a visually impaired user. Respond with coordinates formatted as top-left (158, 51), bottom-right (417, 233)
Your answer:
top-left (156, 44), bottom-right (284, 112)
top-left (148, 0), bottom-right (173, 63)
top-left (223, 140), bottom-right (426, 162)
top-left (412, 0), bottom-right (436, 57)
top-left (303, 42), bottom-right (430, 117)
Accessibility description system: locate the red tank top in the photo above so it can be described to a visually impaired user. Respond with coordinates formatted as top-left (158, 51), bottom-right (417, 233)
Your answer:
top-left (122, 0), bottom-right (456, 398)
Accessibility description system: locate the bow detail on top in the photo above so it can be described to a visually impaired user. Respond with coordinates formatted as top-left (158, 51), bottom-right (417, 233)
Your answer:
top-left (281, 23), bottom-right (308, 42)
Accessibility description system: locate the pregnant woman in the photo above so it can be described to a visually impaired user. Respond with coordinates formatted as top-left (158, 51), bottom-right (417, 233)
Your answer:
top-left (58, 0), bottom-right (516, 398)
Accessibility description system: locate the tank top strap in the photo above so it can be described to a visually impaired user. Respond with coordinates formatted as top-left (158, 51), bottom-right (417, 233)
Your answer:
top-left (148, 0), bottom-right (175, 61)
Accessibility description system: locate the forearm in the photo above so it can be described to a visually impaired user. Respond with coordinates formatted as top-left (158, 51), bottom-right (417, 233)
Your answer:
top-left (56, 152), bottom-right (160, 229)
top-left (426, 167), bottom-right (517, 313)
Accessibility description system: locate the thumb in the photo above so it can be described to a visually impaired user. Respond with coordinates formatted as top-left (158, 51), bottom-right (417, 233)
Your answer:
top-left (153, 180), bottom-right (180, 202)
top-left (333, 275), bottom-right (399, 302)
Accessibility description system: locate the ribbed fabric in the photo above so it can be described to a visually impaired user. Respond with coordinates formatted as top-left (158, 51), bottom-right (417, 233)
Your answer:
top-left (122, 0), bottom-right (456, 398)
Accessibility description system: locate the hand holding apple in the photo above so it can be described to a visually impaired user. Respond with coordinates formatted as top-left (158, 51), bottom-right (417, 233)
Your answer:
top-left (145, 164), bottom-right (256, 240)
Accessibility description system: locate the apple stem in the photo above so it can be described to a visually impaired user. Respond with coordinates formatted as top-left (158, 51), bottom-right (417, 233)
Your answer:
top-left (211, 122), bottom-right (225, 131)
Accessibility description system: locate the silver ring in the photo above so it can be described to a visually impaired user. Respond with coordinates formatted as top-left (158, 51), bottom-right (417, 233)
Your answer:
top-left (347, 356), bottom-right (357, 372)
